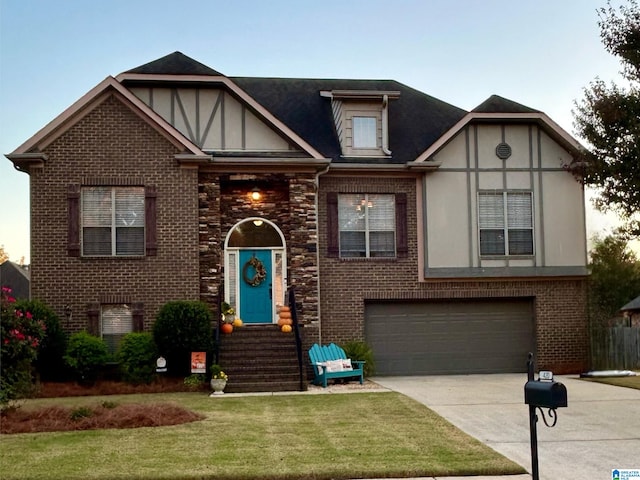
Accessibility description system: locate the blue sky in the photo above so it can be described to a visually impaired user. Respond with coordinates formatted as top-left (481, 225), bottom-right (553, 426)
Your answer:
top-left (0, 0), bottom-right (630, 263)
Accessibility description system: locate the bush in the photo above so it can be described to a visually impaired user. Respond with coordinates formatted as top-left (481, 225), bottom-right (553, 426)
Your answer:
top-left (1, 287), bottom-right (46, 409)
top-left (341, 340), bottom-right (375, 377)
top-left (153, 301), bottom-right (213, 376)
top-left (183, 373), bottom-right (206, 391)
top-left (70, 406), bottom-right (93, 421)
top-left (117, 332), bottom-right (158, 385)
top-left (15, 299), bottom-right (68, 381)
top-left (64, 332), bottom-right (109, 385)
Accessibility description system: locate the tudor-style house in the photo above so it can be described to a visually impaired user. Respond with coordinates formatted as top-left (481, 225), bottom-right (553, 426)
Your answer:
top-left (6, 52), bottom-right (589, 388)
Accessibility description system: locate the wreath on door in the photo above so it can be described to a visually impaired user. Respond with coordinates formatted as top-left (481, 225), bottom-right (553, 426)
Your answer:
top-left (243, 255), bottom-right (267, 287)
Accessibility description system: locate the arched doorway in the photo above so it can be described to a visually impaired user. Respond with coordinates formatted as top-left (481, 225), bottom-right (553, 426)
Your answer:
top-left (224, 218), bottom-right (286, 324)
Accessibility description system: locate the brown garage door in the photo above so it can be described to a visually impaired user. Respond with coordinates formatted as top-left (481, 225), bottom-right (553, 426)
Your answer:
top-left (365, 299), bottom-right (535, 375)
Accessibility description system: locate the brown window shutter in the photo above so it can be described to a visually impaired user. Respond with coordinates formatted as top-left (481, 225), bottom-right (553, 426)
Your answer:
top-left (396, 193), bottom-right (408, 258)
top-left (67, 184), bottom-right (81, 257)
top-left (326, 192), bottom-right (339, 257)
top-left (145, 186), bottom-right (157, 256)
top-left (86, 303), bottom-right (100, 336)
top-left (132, 303), bottom-right (144, 332)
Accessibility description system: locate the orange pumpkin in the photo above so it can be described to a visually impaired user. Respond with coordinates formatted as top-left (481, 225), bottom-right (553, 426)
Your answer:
top-left (277, 317), bottom-right (293, 327)
top-left (281, 324), bottom-right (292, 333)
top-left (279, 305), bottom-right (290, 312)
top-left (221, 323), bottom-right (233, 334)
top-left (279, 311), bottom-right (292, 320)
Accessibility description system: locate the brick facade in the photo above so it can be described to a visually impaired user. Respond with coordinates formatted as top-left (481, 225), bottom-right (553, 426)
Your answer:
top-left (30, 95), bottom-right (200, 331)
top-left (24, 98), bottom-right (588, 373)
top-left (13, 63), bottom-right (589, 376)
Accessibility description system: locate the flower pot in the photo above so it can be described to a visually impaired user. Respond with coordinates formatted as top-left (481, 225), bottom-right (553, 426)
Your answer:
top-left (210, 378), bottom-right (227, 396)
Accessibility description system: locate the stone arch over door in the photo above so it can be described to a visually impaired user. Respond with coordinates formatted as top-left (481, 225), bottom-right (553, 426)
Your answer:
top-left (224, 217), bottom-right (287, 324)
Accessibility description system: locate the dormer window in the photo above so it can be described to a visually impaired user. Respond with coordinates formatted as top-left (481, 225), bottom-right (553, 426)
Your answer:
top-left (321, 90), bottom-right (400, 158)
top-left (352, 116), bottom-right (377, 148)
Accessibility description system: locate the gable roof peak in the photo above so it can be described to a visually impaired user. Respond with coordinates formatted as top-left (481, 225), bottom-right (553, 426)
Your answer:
top-left (472, 94), bottom-right (540, 114)
top-left (123, 51), bottom-right (224, 76)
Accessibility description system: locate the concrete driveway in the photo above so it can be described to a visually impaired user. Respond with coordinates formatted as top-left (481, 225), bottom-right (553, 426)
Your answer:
top-left (373, 374), bottom-right (640, 479)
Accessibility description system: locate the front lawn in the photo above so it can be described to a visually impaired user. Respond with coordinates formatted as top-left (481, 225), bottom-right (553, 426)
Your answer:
top-left (0, 391), bottom-right (524, 480)
top-left (581, 373), bottom-right (640, 390)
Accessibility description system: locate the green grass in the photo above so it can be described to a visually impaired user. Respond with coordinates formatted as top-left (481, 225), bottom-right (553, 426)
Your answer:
top-left (0, 391), bottom-right (525, 480)
top-left (581, 373), bottom-right (640, 390)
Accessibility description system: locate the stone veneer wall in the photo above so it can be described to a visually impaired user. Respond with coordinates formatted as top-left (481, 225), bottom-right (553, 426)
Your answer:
top-left (29, 95), bottom-right (201, 331)
top-left (318, 175), bottom-right (589, 373)
top-left (198, 172), bottom-right (320, 336)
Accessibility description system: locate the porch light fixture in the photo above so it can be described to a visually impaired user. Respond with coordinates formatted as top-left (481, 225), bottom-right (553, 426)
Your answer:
top-left (251, 187), bottom-right (261, 201)
top-left (253, 219), bottom-right (264, 227)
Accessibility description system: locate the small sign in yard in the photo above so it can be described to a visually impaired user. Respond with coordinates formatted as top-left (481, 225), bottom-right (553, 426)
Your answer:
top-left (191, 352), bottom-right (206, 374)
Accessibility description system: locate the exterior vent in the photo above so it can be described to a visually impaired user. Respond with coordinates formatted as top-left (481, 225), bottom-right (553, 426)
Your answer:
top-left (496, 142), bottom-right (512, 160)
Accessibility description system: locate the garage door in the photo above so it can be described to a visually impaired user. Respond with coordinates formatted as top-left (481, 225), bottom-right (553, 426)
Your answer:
top-left (365, 299), bottom-right (535, 375)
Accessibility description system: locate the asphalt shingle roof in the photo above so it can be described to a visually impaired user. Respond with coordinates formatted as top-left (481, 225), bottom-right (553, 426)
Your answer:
top-left (231, 77), bottom-right (467, 163)
top-left (472, 94), bottom-right (540, 114)
top-left (124, 51), bottom-right (224, 76)
top-left (123, 53), bottom-right (546, 162)
top-left (621, 295), bottom-right (640, 312)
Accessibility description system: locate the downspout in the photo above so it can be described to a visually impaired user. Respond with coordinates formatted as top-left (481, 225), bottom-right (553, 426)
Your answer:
top-left (314, 161), bottom-right (331, 345)
top-left (382, 94), bottom-right (392, 155)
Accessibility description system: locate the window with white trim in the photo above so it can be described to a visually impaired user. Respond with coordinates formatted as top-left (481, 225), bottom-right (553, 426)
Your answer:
top-left (101, 304), bottom-right (133, 355)
top-left (478, 191), bottom-right (533, 256)
top-left (338, 194), bottom-right (395, 257)
top-left (81, 187), bottom-right (145, 256)
top-left (352, 116), bottom-right (377, 148)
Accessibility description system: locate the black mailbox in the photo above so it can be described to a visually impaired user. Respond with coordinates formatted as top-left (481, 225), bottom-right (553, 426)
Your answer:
top-left (524, 380), bottom-right (567, 409)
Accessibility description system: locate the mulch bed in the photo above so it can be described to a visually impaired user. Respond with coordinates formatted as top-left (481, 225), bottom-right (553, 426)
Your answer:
top-left (1, 403), bottom-right (204, 434)
top-left (1, 378), bottom-right (208, 435)
top-left (35, 376), bottom-right (205, 398)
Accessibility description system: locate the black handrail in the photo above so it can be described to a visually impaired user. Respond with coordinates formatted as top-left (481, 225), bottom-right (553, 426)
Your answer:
top-left (288, 286), bottom-right (306, 391)
top-left (213, 280), bottom-right (223, 366)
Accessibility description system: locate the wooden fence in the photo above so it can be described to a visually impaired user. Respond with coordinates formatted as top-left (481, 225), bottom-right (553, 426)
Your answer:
top-left (591, 326), bottom-right (640, 370)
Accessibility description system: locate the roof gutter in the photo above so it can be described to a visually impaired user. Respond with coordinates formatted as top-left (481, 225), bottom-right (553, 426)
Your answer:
top-left (382, 94), bottom-right (391, 155)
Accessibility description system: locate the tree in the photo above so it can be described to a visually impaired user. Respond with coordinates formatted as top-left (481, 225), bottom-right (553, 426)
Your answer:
top-left (0, 245), bottom-right (8, 263)
top-left (588, 234), bottom-right (640, 321)
top-left (574, 1), bottom-right (640, 236)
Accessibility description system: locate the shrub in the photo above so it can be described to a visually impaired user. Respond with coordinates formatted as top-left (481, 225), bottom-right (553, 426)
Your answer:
top-left (1, 287), bottom-right (46, 409)
top-left (341, 340), bottom-right (375, 377)
top-left (64, 332), bottom-right (109, 385)
top-left (70, 406), bottom-right (93, 421)
top-left (15, 299), bottom-right (68, 381)
top-left (183, 373), bottom-right (206, 391)
top-left (117, 332), bottom-right (158, 385)
top-left (153, 301), bottom-right (213, 376)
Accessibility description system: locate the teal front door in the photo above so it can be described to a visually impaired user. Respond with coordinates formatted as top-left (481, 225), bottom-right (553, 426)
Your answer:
top-left (239, 250), bottom-right (272, 323)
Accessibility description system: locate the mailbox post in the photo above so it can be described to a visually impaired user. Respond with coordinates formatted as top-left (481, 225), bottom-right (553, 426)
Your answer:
top-left (524, 353), bottom-right (567, 480)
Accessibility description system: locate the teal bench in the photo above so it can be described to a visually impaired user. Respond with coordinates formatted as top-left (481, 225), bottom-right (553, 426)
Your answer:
top-left (308, 343), bottom-right (365, 388)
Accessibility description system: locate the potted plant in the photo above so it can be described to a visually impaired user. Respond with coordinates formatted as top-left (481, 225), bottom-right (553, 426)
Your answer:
top-left (210, 364), bottom-right (228, 396)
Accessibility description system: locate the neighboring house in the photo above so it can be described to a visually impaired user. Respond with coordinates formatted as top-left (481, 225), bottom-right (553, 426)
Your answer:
top-left (6, 52), bottom-right (589, 374)
top-left (621, 296), bottom-right (640, 327)
top-left (0, 260), bottom-right (30, 300)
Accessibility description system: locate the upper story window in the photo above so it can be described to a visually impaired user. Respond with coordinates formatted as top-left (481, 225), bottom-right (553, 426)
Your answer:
top-left (352, 116), bottom-right (378, 148)
top-left (327, 191), bottom-right (407, 259)
top-left (338, 194), bottom-right (396, 258)
top-left (478, 191), bottom-right (533, 256)
top-left (320, 90), bottom-right (400, 157)
top-left (81, 187), bottom-right (145, 256)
